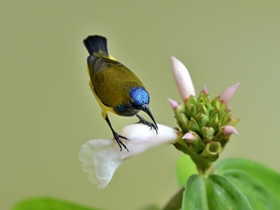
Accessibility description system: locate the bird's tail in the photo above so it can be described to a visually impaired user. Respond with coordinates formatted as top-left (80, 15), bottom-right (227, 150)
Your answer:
top-left (83, 35), bottom-right (108, 55)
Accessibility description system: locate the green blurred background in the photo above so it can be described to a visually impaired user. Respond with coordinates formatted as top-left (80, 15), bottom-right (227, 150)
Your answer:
top-left (1, 1), bottom-right (280, 209)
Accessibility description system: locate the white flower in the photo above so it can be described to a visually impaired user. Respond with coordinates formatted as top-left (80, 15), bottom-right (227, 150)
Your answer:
top-left (79, 124), bottom-right (179, 189)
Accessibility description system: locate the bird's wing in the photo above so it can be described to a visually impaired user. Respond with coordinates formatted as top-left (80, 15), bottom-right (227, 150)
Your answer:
top-left (92, 65), bottom-right (142, 107)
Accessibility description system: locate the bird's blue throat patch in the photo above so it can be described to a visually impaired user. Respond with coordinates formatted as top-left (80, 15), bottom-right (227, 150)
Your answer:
top-left (129, 87), bottom-right (149, 107)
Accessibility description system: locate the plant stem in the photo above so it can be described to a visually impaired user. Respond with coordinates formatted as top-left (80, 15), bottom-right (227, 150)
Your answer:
top-left (162, 187), bottom-right (184, 210)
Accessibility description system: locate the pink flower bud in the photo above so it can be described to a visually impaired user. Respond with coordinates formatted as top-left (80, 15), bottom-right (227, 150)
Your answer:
top-left (223, 125), bottom-right (239, 135)
top-left (219, 83), bottom-right (240, 104)
top-left (171, 56), bottom-right (196, 101)
top-left (182, 132), bottom-right (195, 141)
top-left (167, 98), bottom-right (179, 109)
top-left (202, 85), bottom-right (208, 94)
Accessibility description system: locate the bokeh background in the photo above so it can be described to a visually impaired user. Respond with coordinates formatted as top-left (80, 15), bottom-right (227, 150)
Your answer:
top-left (1, 1), bottom-right (280, 209)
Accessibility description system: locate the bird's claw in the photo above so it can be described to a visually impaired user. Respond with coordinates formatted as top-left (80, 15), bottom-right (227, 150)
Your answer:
top-left (113, 132), bottom-right (130, 152)
top-left (136, 114), bottom-right (158, 134)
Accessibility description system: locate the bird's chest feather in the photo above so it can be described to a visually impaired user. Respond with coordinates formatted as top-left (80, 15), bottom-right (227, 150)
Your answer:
top-left (114, 104), bottom-right (139, 116)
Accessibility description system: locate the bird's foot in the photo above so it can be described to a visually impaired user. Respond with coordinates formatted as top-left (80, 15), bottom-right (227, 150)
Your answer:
top-left (113, 132), bottom-right (130, 152)
top-left (136, 114), bottom-right (158, 134)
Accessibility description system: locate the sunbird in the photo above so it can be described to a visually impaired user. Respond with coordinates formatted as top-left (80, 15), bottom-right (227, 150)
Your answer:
top-left (83, 35), bottom-right (158, 151)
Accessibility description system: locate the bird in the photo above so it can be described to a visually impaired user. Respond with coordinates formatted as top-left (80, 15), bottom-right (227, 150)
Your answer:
top-left (83, 35), bottom-right (158, 151)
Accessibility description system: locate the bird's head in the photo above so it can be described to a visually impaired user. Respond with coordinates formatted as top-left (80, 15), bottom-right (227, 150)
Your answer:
top-left (129, 87), bottom-right (158, 129)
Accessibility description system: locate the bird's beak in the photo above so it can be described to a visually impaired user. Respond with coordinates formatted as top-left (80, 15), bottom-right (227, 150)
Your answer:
top-left (141, 104), bottom-right (158, 131)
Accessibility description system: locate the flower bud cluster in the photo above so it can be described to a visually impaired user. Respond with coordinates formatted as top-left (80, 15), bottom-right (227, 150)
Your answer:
top-left (172, 90), bottom-right (239, 166)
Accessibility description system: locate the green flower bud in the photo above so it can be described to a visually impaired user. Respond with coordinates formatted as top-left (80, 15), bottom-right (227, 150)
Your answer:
top-left (185, 103), bottom-right (197, 119)
top-left (186, 95), bottom-right (197, 105)
top-left (228, 118), bottom-right (240, 126)
top-left (196, 113), bottom-right (209, 128)
top-left (197, 103), bottom-right (208, 116)
top-left (209, 108), bottom-right (218, 120)
top-left (187, 117), bottom-right (200, 133)
top-left (173, 103), bottom-right (185, 116)
top-left (208, 114), bottom-right (220, 131)
top-left (177, 113), bottom-right (189, 132)
top-left (218, 136), bottom-right (229, 148)
top-left (182, 131), bottom-right (205, 153)
top-left (201, 141), bottom-right (222, 162)
top-left (198, 91), bottom-right (210, 102)
top-left (211, 97), bottom-right (220, 109)
top-left (215, 125), bottom-right (226, 138)
top-left (201, 126), bottom-right (215, 142)
top-left (219, 110), bottom-right (230, 126)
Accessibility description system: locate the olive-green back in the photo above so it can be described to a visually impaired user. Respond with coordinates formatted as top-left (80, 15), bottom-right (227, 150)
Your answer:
top-left (88, 57), bottom-right (144, 108)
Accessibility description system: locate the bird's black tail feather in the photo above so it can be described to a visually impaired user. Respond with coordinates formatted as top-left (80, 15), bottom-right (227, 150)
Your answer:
top-left (83, 35), bottom-right (108, 55)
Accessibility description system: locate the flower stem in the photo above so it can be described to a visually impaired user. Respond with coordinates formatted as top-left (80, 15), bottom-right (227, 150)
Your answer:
top-left (174, 142), bottom-right (214, 174)
top-left (190, 155), bottom-right (214, 175)
top-left (162, 187), bottom-right (184, 210)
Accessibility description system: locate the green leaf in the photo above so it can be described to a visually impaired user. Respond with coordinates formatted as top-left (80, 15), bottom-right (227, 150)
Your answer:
top-left (12, 197), bottom-right (99, 210)
top-left (162, 188), bottom-right (184, 210)
top-left (206, 175), bottom-right (252, 210)
top-left (175, 155), bottom-right (197, 187)
top-left (224, 170), bottom-right (280, 209)
top-left (182, 175), bottom-right (208, 210)
top-left (182, 174), bottom-right (252, 210)
top-left (216, 158), bottom-right (280, 200)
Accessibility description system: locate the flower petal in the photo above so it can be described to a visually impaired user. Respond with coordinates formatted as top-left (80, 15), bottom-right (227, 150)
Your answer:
top-left (120, 124), bottom-right (179, 159)
top-left (171, 56), bottom-right (196, 101)
top-left (219, 83), bottom-right (240, 104)
top-left (79, 139), bottom-right (121, 189)
top-left (79, 124), bottom-right (178, 189)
